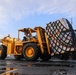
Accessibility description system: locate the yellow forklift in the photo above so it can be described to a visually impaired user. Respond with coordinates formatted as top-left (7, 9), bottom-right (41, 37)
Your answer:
top-left (0, 27), bottom-right (51, 61)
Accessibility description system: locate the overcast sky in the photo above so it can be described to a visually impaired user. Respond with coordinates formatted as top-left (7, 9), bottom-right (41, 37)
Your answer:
top-left (0, 0), bottom-right (76, 38)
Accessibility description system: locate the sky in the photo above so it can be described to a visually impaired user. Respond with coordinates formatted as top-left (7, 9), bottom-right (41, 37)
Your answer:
top-left (0, 0), bottom-right (76, 38)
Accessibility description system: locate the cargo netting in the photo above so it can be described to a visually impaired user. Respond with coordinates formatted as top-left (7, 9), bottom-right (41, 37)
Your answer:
top-left (46, 18), bottom-right (76, 54)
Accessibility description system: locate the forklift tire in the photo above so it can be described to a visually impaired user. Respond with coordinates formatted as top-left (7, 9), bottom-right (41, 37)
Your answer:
top-left (23, 43), bottom-right (39, 61)
top-left (40, 54), bottom-right (51, 61)
top-left (14, 55), bottom-right (21, 60)
top-left (59, 52), bottom-right (69, 60)
top-left (72, 51), bottom-right (76, 60)
top-left (0, 45), bottom-right (7, 59)
top-left (40, 49), bottom-right (51, 61)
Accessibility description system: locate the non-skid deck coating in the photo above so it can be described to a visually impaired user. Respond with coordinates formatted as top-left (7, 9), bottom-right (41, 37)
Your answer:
top-left (0, 57), bottom-right (76, 75)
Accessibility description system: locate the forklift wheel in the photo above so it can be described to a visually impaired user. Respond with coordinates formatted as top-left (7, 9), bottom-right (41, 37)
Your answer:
top-left (23, 43), bottom-right (39, 61)
top-left (0, 45), bottom-right (7, 59)
top-left (40, 54), bottom-right (51, 61)
top-left (14, 55), bottom-right (21, 60)
top-left (59, 52), bottom-right (69, 60)
top-left (72, 51), bottom-right (76, 60)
